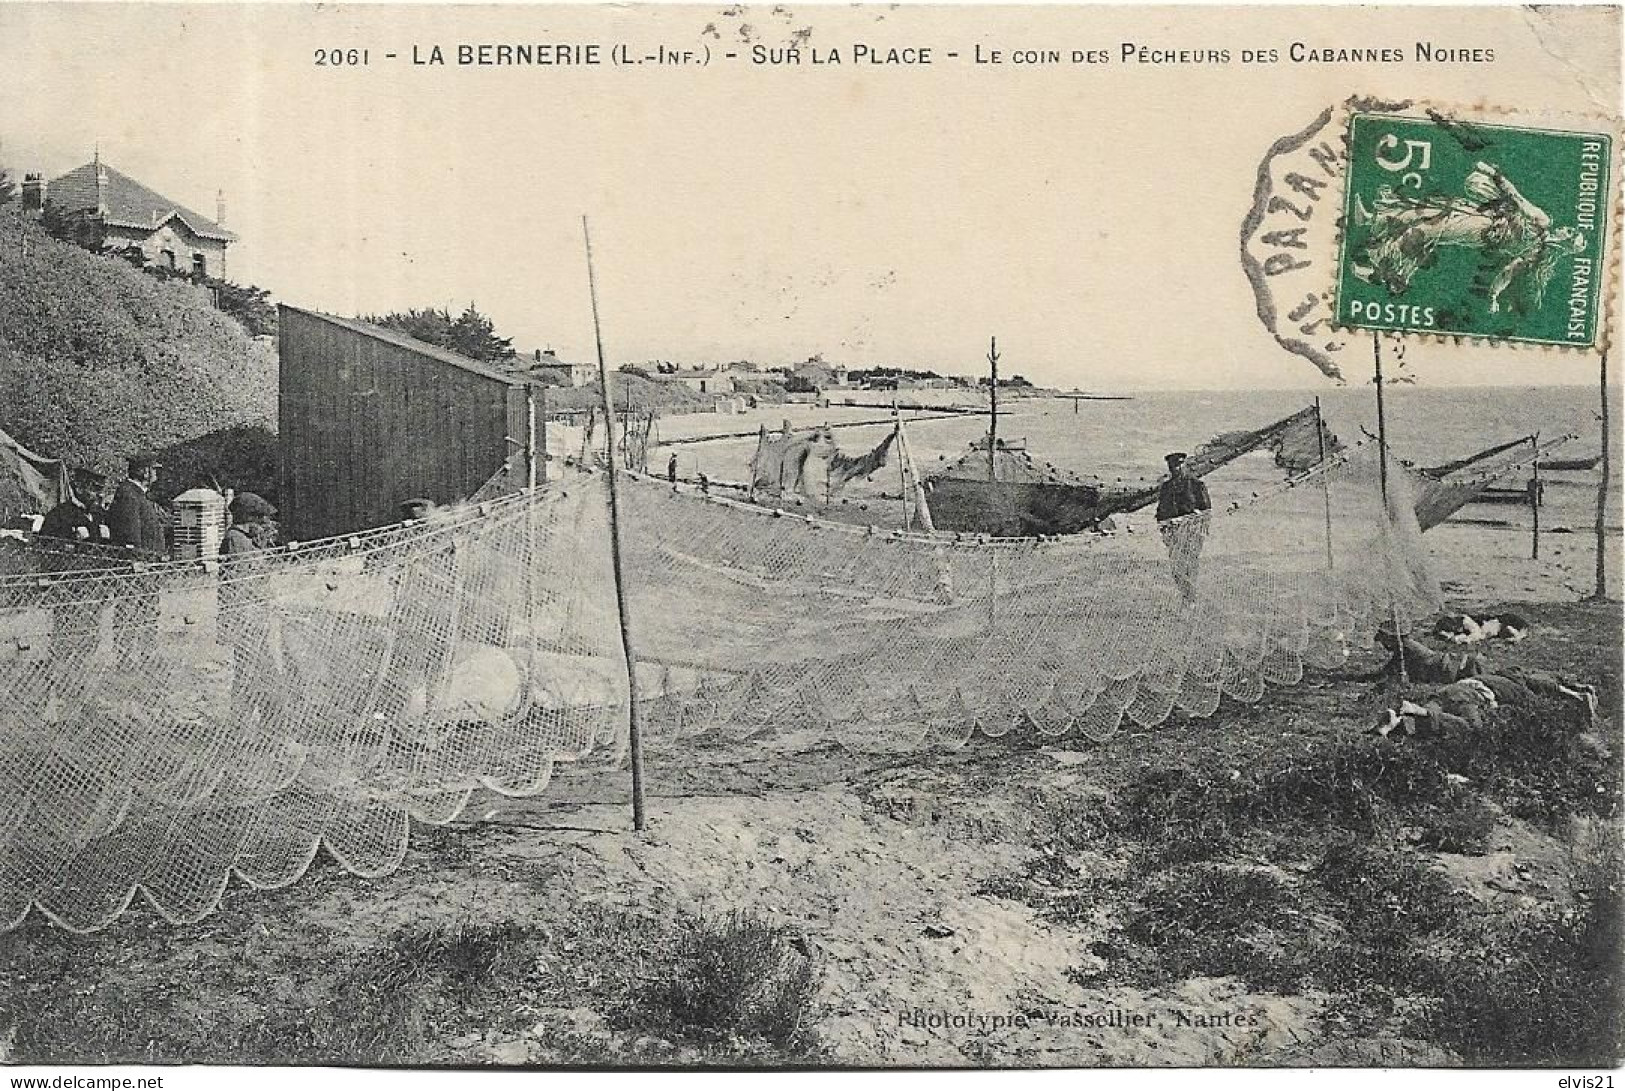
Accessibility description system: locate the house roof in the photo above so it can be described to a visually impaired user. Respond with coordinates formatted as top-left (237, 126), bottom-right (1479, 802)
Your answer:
top-left (507, 353), bottom-right (594, 385)
top-left (48, 162), bottom-right (237, 242)
top-left (281, 306), bottom-right (536, 387)
top-left (520, 360), bottom-right (591, 377)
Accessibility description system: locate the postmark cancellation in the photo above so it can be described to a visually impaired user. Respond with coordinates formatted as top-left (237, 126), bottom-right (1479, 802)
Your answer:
top-left (1242, 98), bottom-right (1622, 377)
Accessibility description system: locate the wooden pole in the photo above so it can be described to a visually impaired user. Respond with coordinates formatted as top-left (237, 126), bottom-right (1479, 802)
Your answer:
top-left (898, 420), bottom-right (935, 532)
top-left (521, 385), bottom-right (539, 719)
top-left (1373, 331), bottom-right (1389, 509)
top-left (1372, 331), bottom-right (1406, 682)
top-left (583, 216), bottom-right (647, 831)
top-left (1594, 350), bottom-right (1611, 601)
top-left (539, 387), bottom-right (549, 485)
top-left (893, 400), bottom-right (910, 530)
top-left (1314, 397), bottom-right (1335, 571)
top-left (987, 336), bottom-right (1000, 484)
top-left (525, 386), bottom-right (538, 491)
top-left (1529, 434), bottom-right (1540, 561)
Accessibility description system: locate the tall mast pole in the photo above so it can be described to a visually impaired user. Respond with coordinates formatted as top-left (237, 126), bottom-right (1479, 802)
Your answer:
top-left (1594, 350), bottom-right (1612, 601)
top-left (583, 216), bottom-right (647, 832)
top-left (1314, 397), bottom-right (1334, 571)
top-left (1372, 330), bottom-right (1406, 682)
top-left (1529, 434), bottom-right (1541, 561)
top-left (525, 386), bottom-right (538, 491)
top-left (1373, 331), bottom-right (1389, 509)
top-left (987, 336), bottom-right (999, 483)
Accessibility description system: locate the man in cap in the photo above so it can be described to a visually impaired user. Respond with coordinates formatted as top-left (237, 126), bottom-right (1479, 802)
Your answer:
top-left (1155, 452), bottom-right (1212, 604)
top-left (219, 492), bottom-right (285, 721)
top-left (105, 453), bottom-right (169, 670)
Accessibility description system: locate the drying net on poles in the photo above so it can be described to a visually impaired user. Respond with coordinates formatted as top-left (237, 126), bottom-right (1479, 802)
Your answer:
top-left (1380, 432), bottom-right (1575, 531)
top-left (0, 438), bottom-right (1436, 932)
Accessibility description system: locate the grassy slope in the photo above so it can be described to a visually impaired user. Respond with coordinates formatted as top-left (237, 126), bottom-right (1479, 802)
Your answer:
top-left (0, 208), bottom-right (276, 484)
top-left (960, 598), bottom-right (1623, 1066)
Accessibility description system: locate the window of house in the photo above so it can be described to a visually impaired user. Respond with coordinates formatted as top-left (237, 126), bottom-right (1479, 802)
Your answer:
top-left (192, 253), bottom-right (207, 278)
top-left (161, 249), bottom-right (176, 270)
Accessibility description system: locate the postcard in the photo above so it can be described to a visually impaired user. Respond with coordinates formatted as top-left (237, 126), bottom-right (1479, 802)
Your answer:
top-left (0, 2), bottom-right (1619, 1076)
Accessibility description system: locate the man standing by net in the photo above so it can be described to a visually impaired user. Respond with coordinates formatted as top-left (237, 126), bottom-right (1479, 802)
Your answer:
top-left (1155, 451), bottom-right (1211, 604)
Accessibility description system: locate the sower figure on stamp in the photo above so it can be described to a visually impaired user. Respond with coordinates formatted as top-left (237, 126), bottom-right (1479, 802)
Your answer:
top-left (1155, 451), bottom-right (1211, 604)
top-left (218, 492), bottom-right (287, 724)
top-left (104, 453), bottom-right (169, 670)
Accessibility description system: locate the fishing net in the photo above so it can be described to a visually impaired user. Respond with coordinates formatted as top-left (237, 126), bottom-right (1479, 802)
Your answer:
top-left (1382, 432), bottom-right (1574, 531)
top-left (0, 438), bottom-right (1436, 932)
top-left (748, 424), bottom-right (898, 500)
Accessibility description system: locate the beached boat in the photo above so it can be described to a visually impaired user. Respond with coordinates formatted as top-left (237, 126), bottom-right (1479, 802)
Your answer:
top-left (921, 438), bottom-right (1112, 537)
top-left (1389, 432), bottom-right (1574, 531)
top-left (921, 406), bottom-right (1334, 537)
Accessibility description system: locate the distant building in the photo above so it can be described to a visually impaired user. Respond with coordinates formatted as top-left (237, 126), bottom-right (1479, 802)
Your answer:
top-left (669, 368), bottom-right (735, 395)
top-left (34, 157), bottom-right (236, 278)
top-left (515, 349), bottom-right (595, 387)
top-left (790, 360), bottom-right (847, 391)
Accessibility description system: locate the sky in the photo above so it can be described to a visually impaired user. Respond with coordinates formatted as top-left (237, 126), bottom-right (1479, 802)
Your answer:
top-left (0, 2), bottom-right (1619, 390)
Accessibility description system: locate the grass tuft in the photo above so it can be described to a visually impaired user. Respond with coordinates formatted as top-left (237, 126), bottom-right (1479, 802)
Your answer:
top-left (646, 909), bottom-right (822, 1051)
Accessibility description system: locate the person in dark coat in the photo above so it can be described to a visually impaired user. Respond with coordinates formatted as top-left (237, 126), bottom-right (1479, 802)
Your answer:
top-left (105, 454), bottom-right (168, 669)
top-left (1155, 452), bottom-right (1212, 604)
top-left (219, 492), bottom-right (285, 722)
top-left (105, 455), bottom-right (168, 557)
top-left (667, 453), bottom-right (679, 484)
top-left (38, 495), bottom-right (101, 544)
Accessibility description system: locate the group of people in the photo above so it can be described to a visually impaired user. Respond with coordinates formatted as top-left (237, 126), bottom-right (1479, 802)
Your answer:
top-left (34, 452), bottom-right (284, 715)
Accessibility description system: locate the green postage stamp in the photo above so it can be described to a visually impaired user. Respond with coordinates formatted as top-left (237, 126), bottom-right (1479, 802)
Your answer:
top-left (1336, 111), bottom-right (1614, 347)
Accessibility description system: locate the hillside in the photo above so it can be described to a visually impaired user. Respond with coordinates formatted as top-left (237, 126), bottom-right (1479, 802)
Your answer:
top-left (0, 208), bottom-right (277, 484)
top-left (544, 373), bottom-right (715, 413)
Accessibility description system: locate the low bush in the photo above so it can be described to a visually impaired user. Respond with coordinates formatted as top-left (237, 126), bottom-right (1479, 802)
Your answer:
top-left (647, 909), bottom-right (822, 1051)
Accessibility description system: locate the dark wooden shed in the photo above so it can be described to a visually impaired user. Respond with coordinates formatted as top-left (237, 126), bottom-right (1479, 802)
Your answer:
top-left (278, 306), bottom-right (537, 540)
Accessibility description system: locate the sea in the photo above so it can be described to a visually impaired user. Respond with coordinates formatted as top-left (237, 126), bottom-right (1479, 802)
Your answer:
top-left (660, 384), bottom-right (1622, 533)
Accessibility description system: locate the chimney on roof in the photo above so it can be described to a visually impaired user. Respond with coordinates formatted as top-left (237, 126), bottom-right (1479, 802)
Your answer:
top-left (216, 189), bottom-right (226, 227)
top-left (533, 349), bottom-right (542, 362)
top-left (21, 173), bottom-right (46, 212)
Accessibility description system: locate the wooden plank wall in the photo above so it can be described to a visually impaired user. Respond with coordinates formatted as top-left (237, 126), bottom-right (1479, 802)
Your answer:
top-left (279, 307), bottom-right (523, 540)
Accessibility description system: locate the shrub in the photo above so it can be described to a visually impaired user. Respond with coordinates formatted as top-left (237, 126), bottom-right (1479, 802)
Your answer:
top-left (154, 424), bottom-right (280, 507)
top-left (209, 281), bottom-right (277, 338)
top-left (0, 211), bottom-right (276, 477)
top-left (1416, 838), bottom-right (1624, 1065)
top-left (39, 202), bottom-right (104, 251)
top-left (1313, 839), bottom-right (1464, 942)
top-left (283, 920), bottom-right (532, 1064)
top-left (649, 910), bottom-right (821, 1050)
top-left (1416, 798), bottom-right (1498, 855)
